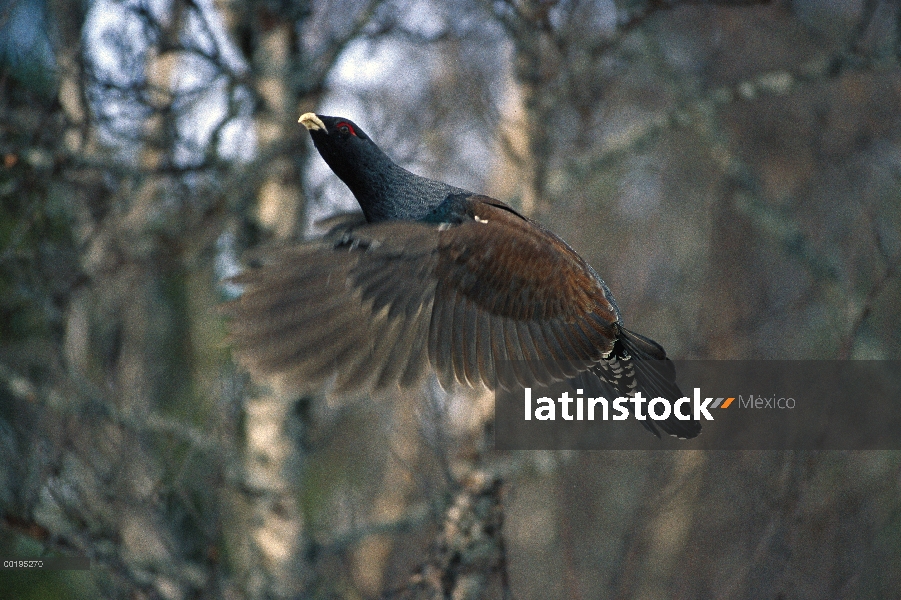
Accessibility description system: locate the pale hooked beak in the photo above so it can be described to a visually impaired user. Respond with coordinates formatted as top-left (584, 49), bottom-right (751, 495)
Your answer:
top-left (298, 112), bottom-right (327, 133)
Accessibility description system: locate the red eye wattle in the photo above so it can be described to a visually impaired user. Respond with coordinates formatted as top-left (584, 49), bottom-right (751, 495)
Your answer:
top-left (336, 121), bottom-right (356, 136)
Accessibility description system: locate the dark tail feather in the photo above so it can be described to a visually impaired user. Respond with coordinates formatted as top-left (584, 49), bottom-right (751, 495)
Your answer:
top-left (592, 328), bottom-right (702, 439)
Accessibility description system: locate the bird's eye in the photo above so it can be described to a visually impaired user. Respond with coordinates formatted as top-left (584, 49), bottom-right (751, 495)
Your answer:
top-left (336, 121), bottom-right (356, 136)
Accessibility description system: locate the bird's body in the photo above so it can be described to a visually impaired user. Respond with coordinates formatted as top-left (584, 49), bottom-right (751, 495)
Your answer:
top-left (225, 113), bottom-right (701, 439)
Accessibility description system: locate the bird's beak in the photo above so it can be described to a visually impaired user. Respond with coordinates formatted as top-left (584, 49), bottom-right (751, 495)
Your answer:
top-left (298, 112), bottom-right (328, 134)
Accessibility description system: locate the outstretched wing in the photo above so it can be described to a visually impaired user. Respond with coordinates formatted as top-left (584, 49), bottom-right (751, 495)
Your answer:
top-left (224, 221), bottom-right (440, 396)
top-left (222, 196), bottom-right (621, 396)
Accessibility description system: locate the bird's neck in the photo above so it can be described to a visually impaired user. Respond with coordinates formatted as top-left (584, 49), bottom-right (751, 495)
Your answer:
top-left (344, 161), bottom-right (467, 223)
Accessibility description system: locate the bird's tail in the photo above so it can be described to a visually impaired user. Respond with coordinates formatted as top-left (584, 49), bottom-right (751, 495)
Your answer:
top-left (590, 327), bottom-right (701, 439)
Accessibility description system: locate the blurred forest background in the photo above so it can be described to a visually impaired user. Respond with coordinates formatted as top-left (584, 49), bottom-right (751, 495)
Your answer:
top-left (2, 0), bottom-right (901, 598)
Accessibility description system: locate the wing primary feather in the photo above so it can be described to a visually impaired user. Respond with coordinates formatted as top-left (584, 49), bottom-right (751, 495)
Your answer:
top-left (372, 311), bottom-right (423, 389)
top-left (333, 312), bottom-right (394, 394)
top-left (559, 319), bottom-right (595, 358)
top-left (476, 311), bottom-right (495, 387)
top-left (250, 309), bottom-right (362, 376)
top-left (278, 310), bottom-right (364, 371)
top-left (450, 293), bottom-right (469, 386)
top-left (227, 291), bottom-right (350, 339)
top-left (527, 320), bottom-right (581, 380)
top-left (399, 303), bottom-right (431, 387)
top-left (545, 319), bottom-right (582, 361)
top-left (490, 316), bottom-right (515, 390)
top-left (515, 320), bottom-right (554, 385)
top-left (460, 296), bottom-right (481, 387)
top-left (429, 289), bottom-right (456, 390)
top-left (502, 319), bottom-right (533, 389)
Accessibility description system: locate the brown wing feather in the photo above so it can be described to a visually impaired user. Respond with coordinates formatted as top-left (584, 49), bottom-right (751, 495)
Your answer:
top-left (223, 222), bottom-right (440, 396)
top-left (435, 198), bottom-right (616, 323)
top-left (224, 195), bottom-right (620, 395)
top-left (429, 196), bottom-right (619, 388)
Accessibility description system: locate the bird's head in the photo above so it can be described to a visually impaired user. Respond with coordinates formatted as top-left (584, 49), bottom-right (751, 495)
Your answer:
top-left (298, 113), bottom-right (387, 187)
top-left (298, 112), bottom-right (464, 223)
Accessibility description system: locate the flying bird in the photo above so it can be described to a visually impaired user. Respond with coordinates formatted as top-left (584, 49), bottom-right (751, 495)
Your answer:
top-left (224, 113), bottom-right (701, 439)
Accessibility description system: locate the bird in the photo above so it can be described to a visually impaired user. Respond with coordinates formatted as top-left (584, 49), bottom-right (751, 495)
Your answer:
top-left (223, 112), bottom-right (701, 439)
